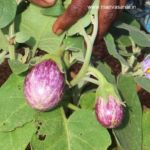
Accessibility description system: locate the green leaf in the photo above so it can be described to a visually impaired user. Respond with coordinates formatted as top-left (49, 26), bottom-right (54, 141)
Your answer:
top-left (135, 77), bottom-right (150, 93)
top-left (41, 0), bottom-right (64, 16)
top-left (142, 110), bottom-right (150, 150)
top-left (32, 108), bottom-right (111, 150)
top-left (0, 0), bottom-right (17, 28)
top-left (64, 36), bottom-right (86, 62)
top-left (114, 75), bottom-right (142, 150)
top-left (116, 23), bottom-right (150, 47)
top-left (18, 4), bottom-right (65, 53)
top-left (64, 36), bottom-right (85, 52)
top-left (67, 12), bottom-right (91, 36)
top-left (0, 74), bottom-right (36, 131)
top-left (0, 122), bottom-right (36, 150)
top-left (79, 91), bottom-right (96, 109)
top-left (15, 32), bottom-right (30, 43)
top-left (97, 62), bottom-right (116, 84)
top-left (117, 12), bottom-right (141, 29)
top-left (113, 12), bottom-right (140, 49)
top-left (0, 30), bottom-right (9, 51)
top-left (117, 35), bottom-right (132, 48)
top-left (8, 60), bottom-right (29, 75)
top-left (104, 34), bottom-right (129, 72)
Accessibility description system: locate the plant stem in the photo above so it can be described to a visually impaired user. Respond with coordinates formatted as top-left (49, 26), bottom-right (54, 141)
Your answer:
top-left (70, 5), bottom-right (99, 87)
top-left (32, 43), bottom-right (39, 57)
top-left (8, 22), bottom-right (15, 60)
top-left (70, 33), bottom-right (93, 86)
top-left (83, 77), bottom-right (99, 85)
top-left (8, 45), bottom-right (15, 60)
top-left (8, 0), bottom-right (22, 60)
top-left (9, 22), bottom-right (15, 38)
top-left (67, 103), bottom-right (80, 111)
top-left (88, 66), bottom-right (108, 87)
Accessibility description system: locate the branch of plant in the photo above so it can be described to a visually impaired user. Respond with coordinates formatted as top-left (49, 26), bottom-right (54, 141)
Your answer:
top-left (88, 66), bottom-right (108, 87)
top-left (8, 22), bottom-right (16, 60)
top-left (8, 0), bottom-right (22, 60)
top-left (70, 7), bottom-right (99, 87)
top-left (83, 76), bottom-right (99, 85)
top-left (121, 37), bottom-right (143, 75)
top-left (67, 103), bottom-right (80, 111)
top-left (31, 43), bottom-right (39, 58)
top-left (129, 36), bottom-right (141, 55)
top-left (63, 51), bottom-right (71, 68)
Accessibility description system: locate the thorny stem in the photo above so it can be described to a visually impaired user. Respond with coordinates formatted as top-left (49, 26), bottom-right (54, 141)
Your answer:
top-left (70, 1), bottom-right (99, 86)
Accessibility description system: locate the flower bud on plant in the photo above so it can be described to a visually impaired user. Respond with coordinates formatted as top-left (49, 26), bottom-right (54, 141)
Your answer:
top-left (95, 83), bottom-right (124, 128)
top-left (24, 60), bottom-right (64, 111)
top-left (95, 96), bottom-right (124, 128)
top-left (142, 55), bottom-right (150, 79)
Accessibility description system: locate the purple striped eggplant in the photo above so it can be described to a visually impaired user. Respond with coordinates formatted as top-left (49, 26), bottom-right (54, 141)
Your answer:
top-left (24, 60), bottom-right (64, 111)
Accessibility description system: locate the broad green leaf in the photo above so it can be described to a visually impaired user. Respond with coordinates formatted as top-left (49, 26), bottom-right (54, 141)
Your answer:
top-left (8, 60), bottom-right (29, 75)
top-left (0, 30), bottom-right (9, 51)
top-left (97, 62), bottom-right (116, 84)
top-left (117, 35), bottom-right (132, 48)
top-left (32, 108), bottom-right (111, 150)
top-left (116, 23), bottom-right (150, 47)
top-left (79, 91), bottom-right (96, 109)
top-left (64, 36), bottom-right (85, 62)
top-left (67, 110), bottom-right (110, 150)
top-left (114, 75), bottom-right (142, 150)
top-left (113, 12), bottom-right (140, 49)
top-left (18, 4), bottom-right (65, 53)
top-left (104, 34), bottom-right (128, 65)
top-left (0, 122), bottom-right (35, 150)
top-left (117, 12), bottom-right (140, 29)
top-left (15, 32), bottom-right (30, 43)
top-left (64, 36), bottom-right (85, 52)
top-left (41, 0), bottom-right (64, 16)
top-left (67, 13), bottom-right (91, 36)
top-left (143, 110), bottom-right (150, 150)
top-left (104, 34), bottom-right (129, 72)
top-left (0, 74), bottom-right (36, 131)
top-left (135, 77), bottom-right (150, 93)
top-left (0, 0), bottom-right (17, 28)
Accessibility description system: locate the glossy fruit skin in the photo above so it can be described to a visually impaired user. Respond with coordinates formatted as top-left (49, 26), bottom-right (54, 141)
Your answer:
top-left (24, 60), bottom-right (64, 111)
top-left (95, 96), bottom-right (124, 128)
